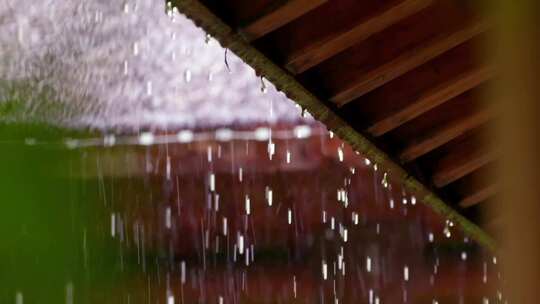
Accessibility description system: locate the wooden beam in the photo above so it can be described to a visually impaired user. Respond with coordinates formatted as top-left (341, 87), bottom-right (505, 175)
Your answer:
top-left (459, 183), bottom-right (497, 208)
top-left (332, 18), bottom-right (489, 107)
top-left (433, 147), bottom-right (496, 188)
top-left (240, 0), bottom-right (327, 42)
top-left (400, 105), bottom-right (493, 162)
top-left (367, 65), bottom-right (494, 137)
top-left (173, 0), bottom-right (497, 251)
top-left (284, 0), bottom-right (433, 74)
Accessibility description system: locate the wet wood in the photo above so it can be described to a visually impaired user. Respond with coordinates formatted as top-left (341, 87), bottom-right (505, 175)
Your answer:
top-left (400, 105), bottom-right (493, 162)
top-left (240, 0), bottom-right (327, 42)
top-left (367, 65), bottom-right (493, 137)
top-left (432, 145), bottom-right (496, 188)
top-left (284, 0), bottom-right (432, 74)
top-left (331, 18), bottom-right (489, 106)
top-left (173, 0), bottom-right (498, 250)
top-left (459, 183), bottom-right (497, 208)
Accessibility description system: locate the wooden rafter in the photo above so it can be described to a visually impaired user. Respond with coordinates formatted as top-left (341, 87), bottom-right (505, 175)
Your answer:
top-left (240, 0), bottom-right (327, 42)
top-left (459, 183), bottom-right (497, 208)
top-left (400, 105), bottom-right (493, 162)
top-left (284, 0), bottom-right (432, 75)
top-left (172, 0), bottom-right (497, 250)
top-left (331, 18), bottom-right (489, 107)
top-left (367, 65), bottom-right (494, 137)
top-left (433, 147), bottom-right (496, 188)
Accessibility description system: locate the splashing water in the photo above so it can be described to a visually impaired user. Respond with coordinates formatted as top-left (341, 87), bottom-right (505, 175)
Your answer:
top-left (0, 0), bottom-right (310, 129)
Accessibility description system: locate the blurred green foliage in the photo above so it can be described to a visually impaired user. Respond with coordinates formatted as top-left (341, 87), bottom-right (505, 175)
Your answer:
top-left (0, 123), bottom-right (128, 303)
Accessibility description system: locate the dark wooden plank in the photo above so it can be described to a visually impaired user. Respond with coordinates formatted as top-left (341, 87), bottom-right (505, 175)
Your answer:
top-left (336, 37), bottom-right (485, 134)
top-left (284, 0), bottom-right (432, 74)
top-left (240, 0), bottom-right (327, 42)
top-left (199, 0), bottom-right (277, 27)
top-left (331, 18), bottom-right (489, 106)
top-left (256, 0), bottom-right (433, 64)
top-left (399, 104), bottom-right (493, 162)
top-left (367, 65), bottom-right (493, 137)
top-left (300, 1), bottom-right (481, 100)
top-left (432, 143), bottom-right (496, 188)
top-left (459, 183), bottom-right (497, 208)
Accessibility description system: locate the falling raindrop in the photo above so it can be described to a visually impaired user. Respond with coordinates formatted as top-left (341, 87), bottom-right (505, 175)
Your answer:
top-left (133, 42), bottom-right (139, 56)
top-left (337, 147), bottom-right (344, 162)
top-left (184, 69), bottom-right (192, 83)
top-left (260, 76), bottom-right (267, 94)
top-left (287, 208), bottom-right (293, 224)
top-left (165, 207), bottom-right (172, 229)
top-left (322, 260), bottom-right (328, 280)
top-left (222, 217), bottom-right (228, 236)
top-left (15, 292), bottom-right (23, 304)
top-left (245, 195), bottom-right (251, 215)
top-left (265, 187), bottom-right (273, 206)
top-left (65, 282), bottom-right (73, 304)
top-left (209, 173), bottom-right (215, 191)
top-left (404, 265), bottom-right (410, 282)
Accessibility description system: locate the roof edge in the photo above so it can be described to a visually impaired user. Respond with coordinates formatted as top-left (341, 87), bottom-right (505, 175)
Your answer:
top-left (171, 0), bottom-right (496, 251)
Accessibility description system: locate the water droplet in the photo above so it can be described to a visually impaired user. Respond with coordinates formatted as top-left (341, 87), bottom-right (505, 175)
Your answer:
top-left (207, 146), bottom-right (213, 163)
top-left (103, 134), bottom-right (116, 147)
top-left (177, 130), bottom-right (194, 143)
top-left (165, 207), bottom-right (172, 229)
top-left (404, 265), bottom-right (410, 281)
top-left (322, 260), bottom-right (328, 280)
top-left (15, 292), bottom-right (23, 304)
top-left (65, 282), bottom-right (73, 304)
top-left (294, 125), bottom-right (311, 138)
top-left (184, 69), bottom-right (192, 83)
top-left (265, 187), bottom-right (273, 206)
top-left (209, 173), bottom-right (215, 191)
top-left (146, 81), bottom-right (153, 96)
top-left (222, 218), bottom-right (228, 236)
top-left (288, 208), bottom-right (292, 225)
top-left (260, 77), bottom-right (267, 94)
top-left (238, 234), bottom-right (244, 255)
top-left (24, 138), bottom-right (36, 145)
top-left (180, 261), bottom-right (186, 284)
top-left (133, 42), bottom-right (139, 56)
top-left (138, 132), bottom-right (154, 145)
top-left (293, 276), bottom-right (297, 298)
top-left (245, 195), bottom-right (251, 215)
top-left (255, 127), bottom-right (270, 141)
top-left (338, 147), bottom-right (344, 162)
top-left (111, 213), bottom-right (116, 237)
